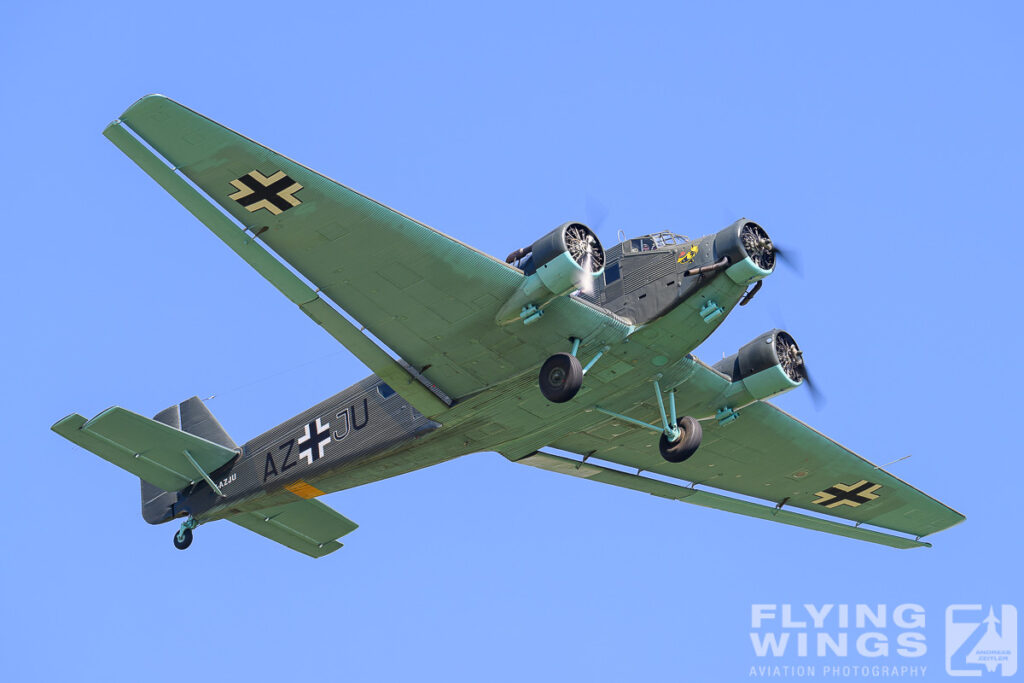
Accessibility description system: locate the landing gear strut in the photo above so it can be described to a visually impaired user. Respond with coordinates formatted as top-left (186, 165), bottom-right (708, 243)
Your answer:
top-left (173, 516), bottom-right (198, 550)
top-left (595, 375), bottom-right (704, 463)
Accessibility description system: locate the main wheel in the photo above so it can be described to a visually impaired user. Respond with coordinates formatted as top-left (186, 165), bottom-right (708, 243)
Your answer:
top-left (173, 527), bottom-right (193, 550)
top-left (659, 416), bottom-right (703, 463)
top-left (539, 352), bottom-right (584, 403)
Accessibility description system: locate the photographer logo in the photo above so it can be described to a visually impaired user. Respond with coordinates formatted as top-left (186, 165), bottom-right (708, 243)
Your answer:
top-left (946, 605), bottom-right (1017, 677)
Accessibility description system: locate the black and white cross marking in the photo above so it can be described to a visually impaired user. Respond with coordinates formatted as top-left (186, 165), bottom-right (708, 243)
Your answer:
top-left (812, 480), bottom-right (882, 509)
top-left (297, 418), bottom-right (332, 466)
top-left (228, 170), bottom-right (303, 215)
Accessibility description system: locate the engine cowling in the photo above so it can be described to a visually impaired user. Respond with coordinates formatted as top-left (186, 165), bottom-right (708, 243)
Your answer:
top-left (497, 222), bottom-right (605, 325)
top-left (526, 222), bottom-right (604, 291)
top-left (713, 219), bottom-right (776, 284)
top-left (713, 329), bottom-right (804, 400)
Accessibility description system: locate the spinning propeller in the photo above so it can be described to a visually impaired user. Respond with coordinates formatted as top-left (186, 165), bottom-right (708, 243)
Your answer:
top-left (564, 222), bottom-right (604, 295)
top-left (774, 320), bottom-right (827, 410)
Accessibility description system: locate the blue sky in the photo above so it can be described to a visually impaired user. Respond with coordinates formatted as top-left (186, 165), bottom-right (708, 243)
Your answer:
top-left (2, 2), bottom-right (1021, 681)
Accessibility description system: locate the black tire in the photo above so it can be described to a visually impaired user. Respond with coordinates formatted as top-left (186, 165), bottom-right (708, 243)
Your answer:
top-left (539, 352), bottom-right (584, 403)
top-left (173, 527), bottom-right (193, 550)
top-left (659, 416), bottom-right (703, 463)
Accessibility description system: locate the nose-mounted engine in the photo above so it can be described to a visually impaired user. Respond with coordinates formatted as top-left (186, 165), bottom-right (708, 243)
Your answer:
top-left (711, 219), bottom-right (777, 285)
top-left (497, 222), bottom-right (605, 325)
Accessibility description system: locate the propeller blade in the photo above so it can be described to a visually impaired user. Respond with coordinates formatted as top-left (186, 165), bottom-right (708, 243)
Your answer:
top-left (801, 362), bottom-right (827, 410)
top-left (585, 194), bottom-right (609, 232)
top-left (576, 250), bottom-right (596, 295)
top-left (769, 308), bottom-right (823, 409)
top-left (772, 244), bottom-right (804, 277)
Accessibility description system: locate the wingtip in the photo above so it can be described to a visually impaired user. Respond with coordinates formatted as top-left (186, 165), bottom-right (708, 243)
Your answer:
top-left (51, 413), bottom-right (87, 434)
top-left (133, 93), bottom-right (171, 106)
top-left (116, 93), bottom-right (175, 122)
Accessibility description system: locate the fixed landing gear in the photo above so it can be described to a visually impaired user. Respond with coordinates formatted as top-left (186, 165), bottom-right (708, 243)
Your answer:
top-left (539, 352), bottom-right (583, 403)
top-left (595, 376), bottom-right (704, 464)
top-left (539, 338), bottom-right (609, 403)
top-left (173, 516), bottom-right (198, 550)
top-left (658, 416), bottom-right (702, 463)
top-left (539, 340), bottom-right (704, 462)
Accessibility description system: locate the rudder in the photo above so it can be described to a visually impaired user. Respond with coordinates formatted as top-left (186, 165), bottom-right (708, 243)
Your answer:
top-left (141, 397), bottom-right (238, 525)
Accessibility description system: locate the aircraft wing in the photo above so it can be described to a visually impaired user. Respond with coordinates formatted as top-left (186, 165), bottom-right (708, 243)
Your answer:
top-left (105, 95), bottom-right (625, 414)
top-left (539, 360), bottom-right (964, 547)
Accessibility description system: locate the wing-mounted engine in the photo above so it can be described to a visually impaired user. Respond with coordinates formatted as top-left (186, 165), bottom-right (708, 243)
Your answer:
top-left (713, 329), bottom-right (805, 401)
top-left (497, 222), bottom-right (605, 325)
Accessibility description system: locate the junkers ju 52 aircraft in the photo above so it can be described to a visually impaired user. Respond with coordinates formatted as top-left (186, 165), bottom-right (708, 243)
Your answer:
top-left (52, 95), bottom-right (964, 557)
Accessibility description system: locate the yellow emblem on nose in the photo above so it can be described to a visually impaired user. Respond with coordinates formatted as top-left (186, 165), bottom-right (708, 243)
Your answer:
top-left (678, 245), bottom-right (699, 263)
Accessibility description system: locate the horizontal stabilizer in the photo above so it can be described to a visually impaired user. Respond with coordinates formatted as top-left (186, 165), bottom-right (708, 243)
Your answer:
top-left (517, 451), bottom-right (930, 549)
top-left (52, 407), bottom-right (238, 492)
top-left (229, 499), bottom-right (358, 558)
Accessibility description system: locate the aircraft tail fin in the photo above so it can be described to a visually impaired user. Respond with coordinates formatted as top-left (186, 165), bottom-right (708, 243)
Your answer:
top-left (140, 478), bottom-right (177, 525)
top-left (51, 397), bottom-right (239, 525)
top-left (154, 396), bottom-right (237, 450)
top-left (140, 397), bottom-right (239, 524)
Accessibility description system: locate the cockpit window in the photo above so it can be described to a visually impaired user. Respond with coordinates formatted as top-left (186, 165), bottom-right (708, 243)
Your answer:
top-left (630, 237), bottom-right (657, 253)
top-left (628, 231), bottom-right (690, 253)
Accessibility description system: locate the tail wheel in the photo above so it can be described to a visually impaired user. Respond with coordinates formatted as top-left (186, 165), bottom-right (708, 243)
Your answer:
top-left (539, 352), bottom-right (584, 403)
top-left (659, 416), bottom-right (703, 463)
top-left (173, 527), bottom-right (193, 550)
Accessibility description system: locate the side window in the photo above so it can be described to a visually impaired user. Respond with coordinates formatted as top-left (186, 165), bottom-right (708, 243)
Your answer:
top-left (604, 262), bottom-right (621, 284)
top-left (377, 383), bottom-right (396, 399)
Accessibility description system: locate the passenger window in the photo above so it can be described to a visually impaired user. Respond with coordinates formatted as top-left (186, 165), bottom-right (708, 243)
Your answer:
top-left (604, 262), bottom-right (621, 284)
top-left (377, 383), bottom-right (396, 399)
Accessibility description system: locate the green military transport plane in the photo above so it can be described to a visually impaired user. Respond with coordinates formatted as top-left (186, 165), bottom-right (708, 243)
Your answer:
top-left (52, 95), bottom-right (964, 557)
